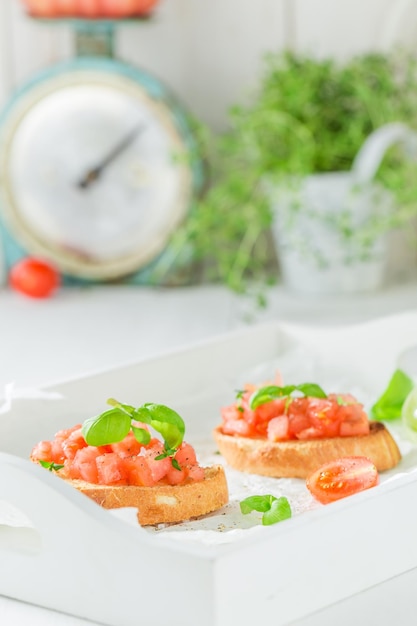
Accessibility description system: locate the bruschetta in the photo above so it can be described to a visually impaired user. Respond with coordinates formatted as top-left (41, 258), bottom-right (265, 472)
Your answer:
top-left (214, 380), bottom-right (401, 478)
top-left (31, 399), bottom-right (228, 525)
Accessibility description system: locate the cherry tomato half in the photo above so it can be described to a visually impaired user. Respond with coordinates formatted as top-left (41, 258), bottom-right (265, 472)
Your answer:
top-left (9, 257), bottom-right (60, 299)
top-left (306, 456), bottom-right (379, 504)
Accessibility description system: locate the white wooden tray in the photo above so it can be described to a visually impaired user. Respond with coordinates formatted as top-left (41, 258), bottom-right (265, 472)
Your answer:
top-left (1, 312), bottom-right (417, 626)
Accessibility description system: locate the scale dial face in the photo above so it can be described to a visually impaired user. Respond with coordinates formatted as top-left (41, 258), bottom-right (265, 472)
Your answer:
top-left (0, 64), bottom-right (194, 279)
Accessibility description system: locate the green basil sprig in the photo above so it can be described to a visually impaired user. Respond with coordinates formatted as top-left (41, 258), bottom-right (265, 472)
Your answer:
top-left (81, 399), bottom-right (185, 466)
top-left (249, 383), bottom-right (327, 410)
top-left (39, 460), bottom-right (65, 472)
top-left (240, 495), bottom-right (292, 526)
top-left (370, 369), bottom-right (414, 421)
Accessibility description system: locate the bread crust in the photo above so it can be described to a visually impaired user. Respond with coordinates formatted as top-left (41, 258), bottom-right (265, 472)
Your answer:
top-left (65, 465), bottom-right (229, 526)
top-left (213, 421), bottom-right (401, 479)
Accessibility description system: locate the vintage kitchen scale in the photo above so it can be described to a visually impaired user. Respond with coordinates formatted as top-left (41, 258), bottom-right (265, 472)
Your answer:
top-left (0, 15), bottom-right (203, 285)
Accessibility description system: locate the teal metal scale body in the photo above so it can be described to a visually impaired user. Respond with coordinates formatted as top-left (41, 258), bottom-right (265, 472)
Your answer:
top-left (0, 19), bottom-right (202, 285)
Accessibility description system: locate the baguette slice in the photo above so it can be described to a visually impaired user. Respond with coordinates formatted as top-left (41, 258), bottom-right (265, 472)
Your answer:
top-left (64, 465), bottom-right (228, 526)
top-left (213, 421), bottom-right (401, 479)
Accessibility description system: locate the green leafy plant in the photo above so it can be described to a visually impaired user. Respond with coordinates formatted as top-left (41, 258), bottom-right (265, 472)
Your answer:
top-left (177, 49), bottom-right (417, 296)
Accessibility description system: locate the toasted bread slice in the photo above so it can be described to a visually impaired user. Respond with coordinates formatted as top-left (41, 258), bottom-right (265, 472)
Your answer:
top-left (213, 422), bottom-right (401, 479)
top-left (65, 465), bottom-right (228, 526)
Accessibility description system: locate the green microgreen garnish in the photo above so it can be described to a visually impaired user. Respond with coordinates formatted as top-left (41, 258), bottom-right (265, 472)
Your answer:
top-left (240, 495), bottom-right (292, 526)
top-left (235, 389), bottom-right (245, 399)
top-left (81, 399), bottom-right (185, 463)
top-left (154, 446), bottom-right (182, 470)
top-left (39, 460), bottom-right (65, 472)
top-left (249, 383), bottom-right (327, 409)
top-left (370, 369), bottom-right (414, 421)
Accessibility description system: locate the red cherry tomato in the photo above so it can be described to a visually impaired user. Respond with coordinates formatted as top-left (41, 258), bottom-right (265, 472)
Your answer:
top-left (22, 0), bottom-right (160, 17)
top-left (100, 0), bottom-right (156, 16)
top-left (306, 456), bottom-right (379, 504)
top-left (9, 258), bottom-right (60, 299)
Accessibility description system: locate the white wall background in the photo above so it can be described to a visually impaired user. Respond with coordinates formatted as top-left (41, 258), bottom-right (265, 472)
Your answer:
top-left (0, 0), bottom-right (417, 285)
top-left (1, 0), bottom-right (417, 131)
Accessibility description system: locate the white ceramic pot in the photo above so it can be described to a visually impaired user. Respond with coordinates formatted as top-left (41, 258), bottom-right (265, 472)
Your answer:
top-left (269, 172), bottom-right (394, 295)
top-left (269, 122), bottom-right (417, 295)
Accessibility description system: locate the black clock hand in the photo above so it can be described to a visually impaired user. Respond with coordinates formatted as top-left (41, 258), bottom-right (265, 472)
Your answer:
top-left (78, 124), bottom-right (144, 189)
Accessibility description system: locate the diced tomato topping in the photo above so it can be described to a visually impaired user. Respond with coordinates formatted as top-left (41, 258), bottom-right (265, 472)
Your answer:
top-left (166, 464), bottom-right (187, 485)
top-left (31, 424), bottom-right (204, 487)
top-left (123, 456), bottom-right (155, 487)
top-left (71, 446), bottom-right (103, 482)
top-left (256, 399), bottom-right (286, 423)
top-left (287, 399), bottom-right (311, 437)
top-left (221, 404), bottom-right (243, 422)
top-left (54, 424), bottom-right (82, 441)
top-left (187, 465), bottom-right (205, 482)
top-left (146, 437), bottom-right (164, 450)
top-left (267, 415), bottom-right (290, 441)
top-left (62, 428), bottom-right (88, 460)
top-left (306, 456), bottom-right (379, 504)
top-left (220, 383), bottom-right (371, 441)
top-left (143, 448), bottom-right (172, 482)
top-left (306, 398), bottom-right (339, 437)
top-left (221, 416), bottom-right (255, 437)
top-left (337, 401), bottom-right (370, 437)
top-left (170, 443), bottom-right (205, 484)
top-left (110, 431), bottom-right (143, 458)
top-left (50, 440), bottom-right (66, 464)
top-left (96, 453), bottom-right (128, 486)
top-left (174, 443), bottom-right (197, 466)
top-left (31, 440), bottom-right (53, 463)
top-left (296, 426), bottom-right (327, 440)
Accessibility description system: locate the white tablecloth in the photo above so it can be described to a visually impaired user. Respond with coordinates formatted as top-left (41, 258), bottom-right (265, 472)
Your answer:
top-left (2, 281), bottom-right (417, 625)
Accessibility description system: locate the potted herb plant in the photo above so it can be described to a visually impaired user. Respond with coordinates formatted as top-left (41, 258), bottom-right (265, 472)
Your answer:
top-left (180, 50), bottom-right (417, 298)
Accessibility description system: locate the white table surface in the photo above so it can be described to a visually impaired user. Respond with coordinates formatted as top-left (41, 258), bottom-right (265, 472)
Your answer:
top-left (2, 280), bottom-right (417, 625)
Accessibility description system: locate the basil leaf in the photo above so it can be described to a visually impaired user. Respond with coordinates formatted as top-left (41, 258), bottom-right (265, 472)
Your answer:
top-left (250, 385), bottom-right (295, 409)
top-left (82, 408), bottom-right (131, 446)
top-left (82, 400), bottom-right (185, 451)
top-left (240, 494), bottom-right (292, 525)
top-left (132, 406), bottom-right (153, 425)
top-left (240, 494), bottom-right (277, 514)
top-left (262, 497), bottom-right (292, 526)
top-left (370, 369), bottom-right (414, 421)
top-left (250, 383), bottom-right (327, 409)
top-left (296, 383), bottom-right (327, 399)
top-left (131, 425), bottom-right (151, 445)
top-left (141, 403), bottom-right (185, 449)
top-left (107, 398), bottom-right (135, 415)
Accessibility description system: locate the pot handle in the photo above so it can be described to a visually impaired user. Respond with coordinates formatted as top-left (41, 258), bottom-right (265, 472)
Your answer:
top-left (351, 122), bottom-right (417, 185)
